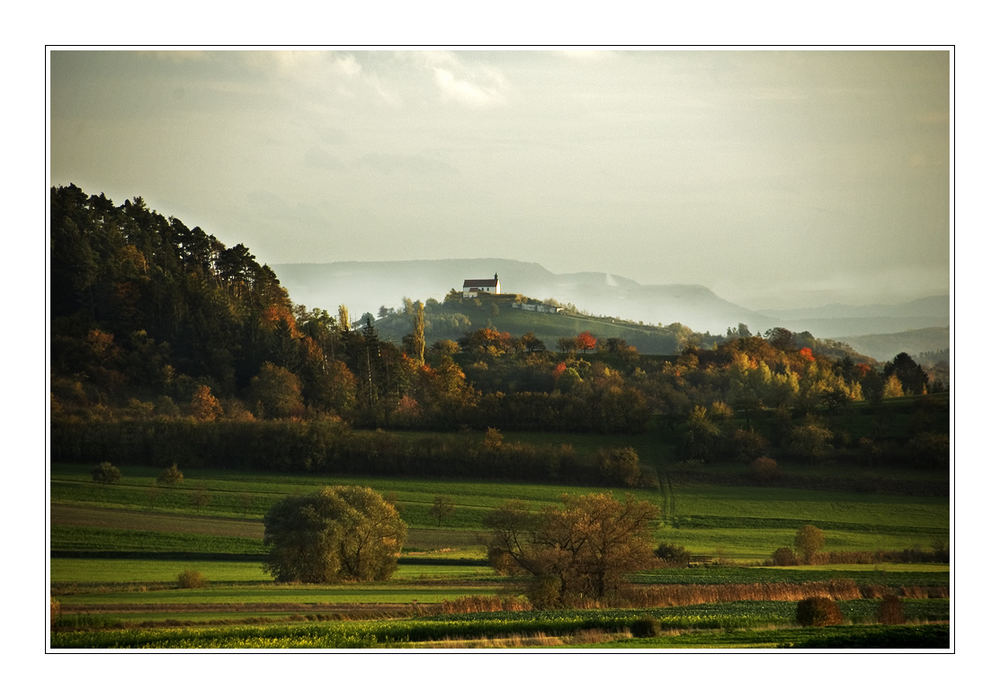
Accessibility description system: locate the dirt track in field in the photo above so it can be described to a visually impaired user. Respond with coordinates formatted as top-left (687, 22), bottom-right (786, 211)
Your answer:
top-left (50, 504), bottom-right (264, 538)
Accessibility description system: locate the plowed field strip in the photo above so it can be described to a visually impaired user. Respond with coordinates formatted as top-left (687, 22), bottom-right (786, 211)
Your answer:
top-left (51, 504), bottom-right (263, 538)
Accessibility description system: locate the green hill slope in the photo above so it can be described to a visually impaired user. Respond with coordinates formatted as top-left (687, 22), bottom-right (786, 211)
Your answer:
top-left (374, 294), bottom-right (723, 355)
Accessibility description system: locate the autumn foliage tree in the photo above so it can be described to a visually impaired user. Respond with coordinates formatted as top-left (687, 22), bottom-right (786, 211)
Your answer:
top-left (485, 493), bottom-right (658, 608)
top-left (190, 385), bottom-right (223, 421)
top-left (575, 331), bottom-right (597, 352)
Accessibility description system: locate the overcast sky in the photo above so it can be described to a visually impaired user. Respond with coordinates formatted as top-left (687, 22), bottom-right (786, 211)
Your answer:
top-left (49, 49), bottom-right (950, 309)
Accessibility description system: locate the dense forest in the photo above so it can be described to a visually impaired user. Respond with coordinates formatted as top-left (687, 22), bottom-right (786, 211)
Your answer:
top-left (50, 185), bottom-right (949, 483)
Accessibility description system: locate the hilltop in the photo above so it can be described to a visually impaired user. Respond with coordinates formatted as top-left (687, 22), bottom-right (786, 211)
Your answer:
top-left (272, 259), bottom-right (773, 334)
top-left (373, 291), bottom-right (722, 356)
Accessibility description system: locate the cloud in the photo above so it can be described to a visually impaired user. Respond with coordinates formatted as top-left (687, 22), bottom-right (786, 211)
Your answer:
top-left (253, 51), bottom-right (400, 106)
top-left (333, 54), bottom-right (362, 77)
top-left (421, 52), bottom-right (508, 108)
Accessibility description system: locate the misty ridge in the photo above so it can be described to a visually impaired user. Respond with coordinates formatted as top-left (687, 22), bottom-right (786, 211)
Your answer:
top-left (273, 258), bottom-right (950, 361)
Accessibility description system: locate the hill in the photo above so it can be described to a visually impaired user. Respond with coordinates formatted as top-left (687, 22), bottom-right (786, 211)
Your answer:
top-left (274, 260), bottom-right (948, 360)
top-left (374, 293), bottom-right (723, 356)
top-left (759, 295), bottom-right (949, 338)
top-left (272, 259), bottom-right (773, 333)
top-left (833, 327), bottom-right (950, 362)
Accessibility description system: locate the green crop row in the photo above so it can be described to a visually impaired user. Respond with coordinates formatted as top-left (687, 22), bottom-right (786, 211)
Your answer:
top-left (51, 598), bottom-right (950, 649)
top-left (587, 624), bottom-right (950, 649)
top-left (630, 564), bottom-right (950, 587)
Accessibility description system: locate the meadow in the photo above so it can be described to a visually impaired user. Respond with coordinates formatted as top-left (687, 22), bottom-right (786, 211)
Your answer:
top-left (49, 449), bottom-right (950, 650)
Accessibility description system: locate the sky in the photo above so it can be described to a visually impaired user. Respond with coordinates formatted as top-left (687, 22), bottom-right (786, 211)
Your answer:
top-left (49, 48), bottom-right (951, 309)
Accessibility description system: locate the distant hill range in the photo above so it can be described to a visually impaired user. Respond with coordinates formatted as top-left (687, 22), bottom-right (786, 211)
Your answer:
top-left (831, 327), bottom-right (950, 363)
top-left (760, 295), bottom-right (950, 337)
top-left (762, 296), bottom-right (950, 362)
top-left (272, 259), bottom-right (950, 361)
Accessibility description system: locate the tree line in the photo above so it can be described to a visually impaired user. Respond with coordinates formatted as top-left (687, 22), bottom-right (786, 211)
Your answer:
top-left (51, 185), bottom-right (947, 471)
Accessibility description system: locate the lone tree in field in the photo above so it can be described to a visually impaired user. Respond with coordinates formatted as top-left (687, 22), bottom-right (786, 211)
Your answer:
top-left (429, 495), bottom-right (456, 526)
top-left (485, 493), bottom-right (658, 608)
top-left (794, 524), bottom-right (826, 564)
top-left (263, 486), bottom-right (406, 583)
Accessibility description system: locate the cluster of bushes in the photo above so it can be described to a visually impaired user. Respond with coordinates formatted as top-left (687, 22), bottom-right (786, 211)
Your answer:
top-left (53, 418), bottom-right (649, 487)
top-left (90, 461), bottom-right (186, 486)
top-left (795, 595), bottom-right (907, 627)
top-left (653, 543), bottom-right (692, 568)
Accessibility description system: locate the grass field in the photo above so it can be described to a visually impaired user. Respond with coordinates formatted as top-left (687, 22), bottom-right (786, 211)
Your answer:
top-left (49, 455), bottom-right (950, 650)
top-left (51, 460), bottom-right (948, 555)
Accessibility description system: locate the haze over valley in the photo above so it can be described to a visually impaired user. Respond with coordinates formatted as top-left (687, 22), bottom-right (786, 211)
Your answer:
top-left (274, 257), bottom-right (950, 361)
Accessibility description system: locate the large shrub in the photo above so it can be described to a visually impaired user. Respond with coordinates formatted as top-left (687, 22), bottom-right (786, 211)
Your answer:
top-left (90, 461), bottom-right (121, 484)
top-left (749, 456), bottom-right (780, 484)
top-left (796, 597), bottom-right (843, 627)
top-left (654, 542), bottom-right (691, 568)
top-left (597, 447), bottom-right (641, 487)
top-left (630, 616), bottom-right (661, 638)
top-left (877, 595), bottom-right (905, 625)
top-left (784, 424), bottom-right (833, 463)
top-left (770, 547), bottom-right (798, 566)
top-left (263, 486), bottom-right (406, 583)
top-left (177, 570), bottom-right (207, 588)
top-left (157, 463), bottom-right (184, 486)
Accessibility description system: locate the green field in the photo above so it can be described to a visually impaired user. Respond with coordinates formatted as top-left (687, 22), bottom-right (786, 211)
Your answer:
top-left (50, 455), bottom-right (950, 650)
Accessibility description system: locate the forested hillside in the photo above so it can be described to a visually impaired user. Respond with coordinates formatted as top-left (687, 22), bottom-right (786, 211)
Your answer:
top-left (50, 186), bottom-right (947, 477)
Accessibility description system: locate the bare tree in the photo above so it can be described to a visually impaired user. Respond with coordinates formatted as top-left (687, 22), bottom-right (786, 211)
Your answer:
top-left (429, 495), bottom-right (456, 526)
top-left (485, 493), bottom-right (658, 608)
